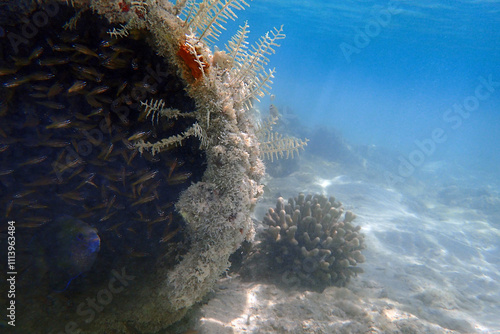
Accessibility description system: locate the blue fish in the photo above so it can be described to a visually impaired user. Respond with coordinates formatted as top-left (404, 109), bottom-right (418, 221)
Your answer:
top-left (32, 215), bottom-right (101, 292)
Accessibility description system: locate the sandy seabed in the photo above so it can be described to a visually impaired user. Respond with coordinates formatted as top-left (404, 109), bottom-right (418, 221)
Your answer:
top-left (187, 154), bottom-right (500, 334)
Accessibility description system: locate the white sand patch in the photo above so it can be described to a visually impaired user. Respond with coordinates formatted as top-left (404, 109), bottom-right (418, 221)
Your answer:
top-left (194, 156), bottom-right (500, 333)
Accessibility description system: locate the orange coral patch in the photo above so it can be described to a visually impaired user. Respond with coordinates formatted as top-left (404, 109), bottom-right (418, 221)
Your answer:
top-left (177, 43), bottom-right (209, 80)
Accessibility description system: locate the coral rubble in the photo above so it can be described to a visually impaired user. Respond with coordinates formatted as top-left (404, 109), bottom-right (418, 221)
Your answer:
top-left (261, 193), bottom-right (366, 290)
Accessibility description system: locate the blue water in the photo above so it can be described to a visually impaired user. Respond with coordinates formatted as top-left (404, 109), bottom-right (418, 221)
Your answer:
top-left (218, 0), bottom-right (500, 182)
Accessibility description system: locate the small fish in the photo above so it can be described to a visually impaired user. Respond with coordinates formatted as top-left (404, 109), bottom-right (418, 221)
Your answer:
top-left (143, 180), bottom-right (161, 198)
top-left (29, 46), bottom-right (44, 60)
top-left (60, 32), bottom-right (79, 43)
top-left (3, 76), bottom-right (30, 88)
top-left (78, 65), bottom-right (102, 78)
top-left (67, 165), bottom-right (86, 181)
top-left (23, 216), bottom-right (51, 224)
top-left (100, 39), bottom-right (114, 48)
top-left (13, 189), bottom-right (36, 199)
top-left (116, 81), bottom-right (128, 97)
top-left (38, 57), bottom-right (69, 66)
top-left (160, 227), bottom-right (180, 243)
top-left (105, 195), bottom-right (116, 214)
top-left (99, 211), bottom-right (117, 222)
top-left (51, 43), bottom-right (73, 52)
top-left (128, 250), bottom-right (150, 258)
top-left (0, 68), bottom-right (18, 76)
top-left (27, 203), bottom-right (49, 209)
top-left (168, 158), bottom-right (179, 179)
top-left (36, 101), bottom-right (66, 109)
top-left (134, 81), bottom-right (155, 93)
top-left (88, 85), bottom-right (109, 96)
top-left (128, 131), bottom-right (151, 141)
top-left (47, 82), bottom-right (64, 97)
top-left (167, 172), bottom-right (192, 185)
top-left (46, 119), bottom-right (72, 129)
top-left (107, 184), bottom-right (123, 196)
top-left (31, 216), bottom-right (100, 291)
top-left (23, 177), bottom-right (57, 187)
top-left (5, 200), bottom-right (13, 217)
top-left (127, 149), bottom-right (138, 166)
top-left (86, 95), bottom-right (103, 108)
top-left (107, 222), bottom-right (124, 238)
top-left (87, 107), bottom-right (104, 118)
top-left (75, 173), bottom-right (97, 190)
top-left (58, 191), bottom-right (84, 201)
top-left (132, 170), bottom-right (158, 186)
top-left (17, 222), bottom-right (47, 228)
top-left (29, 72), bottom-right (55, 81)
top-left (10, 55), bottom-right (32, 67)
top-left (31, 84), bottom-right (49, 91)
top-left (41, 139), bottom-right (70, 148)
top-left (88, 159), bottom-right (107, 167)
top-left (131, 195), bottom-right (156, 206)
top-left (73, 44), bottom-right (99, 58)
top-left (29, 92), bottom-right (47, 98)
top-left (98, 143), bottom-right (114, 161)
top-left (50, 156), bottom-right (84, 176)
top-left (67, 80), bottom-right (87, 94)
top-left (110, 45), bottom-right (133, 53)
top-left (0, 169), bottom-right (14, 176)
top-left (18, 155), bottom-right (47, 166)
top-left (101, 57), bottom-right (128, 70)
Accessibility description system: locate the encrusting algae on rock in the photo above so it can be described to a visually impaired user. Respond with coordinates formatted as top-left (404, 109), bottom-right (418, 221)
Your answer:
top-left (0, 0), bottom-right (288, 332)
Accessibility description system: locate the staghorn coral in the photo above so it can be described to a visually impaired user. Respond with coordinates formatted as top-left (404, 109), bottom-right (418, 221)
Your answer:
top-left (262, 193), bottom-right (366, 290)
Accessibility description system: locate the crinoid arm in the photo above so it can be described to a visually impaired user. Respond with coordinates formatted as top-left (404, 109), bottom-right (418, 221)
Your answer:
top-left (260, 132), bottom-right (309, 162)
top-left (228, 25), bottom-right (285, 109)
top-left (256, 116), bottom-right (309, 162)
top-left (182, 0), bottom-right (251, 44)
top-left (134, 123), bottom-right (205, 155)
top-left (140, 99), bottom-right (194, 124)
top-left (107, 23), bottom-right (130, 38)
top-left (225, 21), bottom-right (250, 63)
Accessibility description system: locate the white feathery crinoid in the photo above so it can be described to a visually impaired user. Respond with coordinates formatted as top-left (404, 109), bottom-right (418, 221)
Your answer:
top-left (107, 24), bottom-right (130, 38)
top-left (181, 0), bottom-right (250, 44)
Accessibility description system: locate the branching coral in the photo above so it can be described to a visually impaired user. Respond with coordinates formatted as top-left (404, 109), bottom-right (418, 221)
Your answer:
top-left (262, 193), bottom-right (366, 290)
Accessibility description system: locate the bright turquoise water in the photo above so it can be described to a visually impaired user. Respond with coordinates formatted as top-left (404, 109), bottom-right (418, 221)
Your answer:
top-left (220, 0), bottom-right (500, 182)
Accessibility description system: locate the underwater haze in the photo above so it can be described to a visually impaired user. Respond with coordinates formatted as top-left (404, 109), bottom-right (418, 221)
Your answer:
top-left (1, 0), bottom-right (499, 332)
top-left (226, 0), bottom-right (500, 182)
top-left (215, 0), bottom-right (500, 332)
